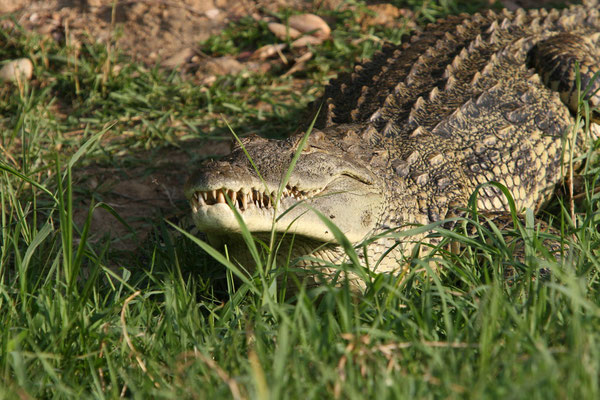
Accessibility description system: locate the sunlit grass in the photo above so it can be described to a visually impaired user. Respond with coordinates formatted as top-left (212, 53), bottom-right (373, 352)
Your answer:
top-left (1, 0), bottom-right (600, 398)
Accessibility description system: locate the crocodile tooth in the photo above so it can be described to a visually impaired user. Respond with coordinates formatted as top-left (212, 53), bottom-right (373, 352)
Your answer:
top-left (202, 192), bottom-right (208, 202)
top-left (217, 190), bottom-right (225, 204)
top-left (198, 192), bottom-right (205, 206)
top-left (242, 193), bottom-right (248, 210)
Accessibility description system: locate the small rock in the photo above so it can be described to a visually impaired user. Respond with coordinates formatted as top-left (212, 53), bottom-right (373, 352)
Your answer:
top-left (205, 9), bottom-right (220, 19)
top-left (161, 47), bottom-right (195, 68)
top-left (268, 22), bottom-right (301, 41)
top-left (291, 35), bottom-right (323, 48)
top-left (203, 56), bottom-right (244, 75)
top-left (288, 14), bottom-right (331, 39)
top-left (0, 58), bottom-right (33, 83)
top-left (199, 75), bottom-right (217, 86)
top-left (363, 4), bottom-right (402, 27)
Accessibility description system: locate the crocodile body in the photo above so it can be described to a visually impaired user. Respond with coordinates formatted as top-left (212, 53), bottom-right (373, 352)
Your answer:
top-left (186, 1), bottom-right (600, 287)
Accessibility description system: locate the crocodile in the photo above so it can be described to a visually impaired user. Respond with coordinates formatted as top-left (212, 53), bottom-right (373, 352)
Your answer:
top-left (185, 1), bottom-right (600, 287)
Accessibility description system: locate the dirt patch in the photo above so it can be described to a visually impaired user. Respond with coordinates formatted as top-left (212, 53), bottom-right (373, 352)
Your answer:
top-left (6, 0), bottom-right (314, 65)
top-left (73, 140), bottom-right (232, 250)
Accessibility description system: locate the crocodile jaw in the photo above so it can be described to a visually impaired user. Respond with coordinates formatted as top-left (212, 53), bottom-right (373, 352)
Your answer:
top-left (186, 175), bottom-right (384, 244)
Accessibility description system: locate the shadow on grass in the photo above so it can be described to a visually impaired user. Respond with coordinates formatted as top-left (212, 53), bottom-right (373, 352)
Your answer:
top-left (69, 107), bottom-right (309, 300)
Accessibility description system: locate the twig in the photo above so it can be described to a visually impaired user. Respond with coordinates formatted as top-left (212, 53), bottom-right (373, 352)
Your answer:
top-left (120, 291), bottom-right (160, 388)
top-left (0, 142), bottom-right (18, 167)
top-left (177, 351), bottom-right (244, 400)
top-left (571, 185), bottom-right (600, 201)
top-left (282, 51), bottom-right (313, 78)
top-left (98, 323), bottom-right (109, 393)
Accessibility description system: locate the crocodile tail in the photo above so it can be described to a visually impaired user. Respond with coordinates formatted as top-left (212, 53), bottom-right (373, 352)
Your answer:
top-left (528, 33), bottom-right (600, 115)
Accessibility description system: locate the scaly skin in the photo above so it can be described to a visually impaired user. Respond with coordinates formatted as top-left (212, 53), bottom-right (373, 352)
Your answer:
top-left (185, 1), bottom-right (600, 287)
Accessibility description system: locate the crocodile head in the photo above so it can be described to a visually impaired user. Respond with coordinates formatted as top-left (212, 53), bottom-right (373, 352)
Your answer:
top-left (184, 124), bottom-right (387, 270)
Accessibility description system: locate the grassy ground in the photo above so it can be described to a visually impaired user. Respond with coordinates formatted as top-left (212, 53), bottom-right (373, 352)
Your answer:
top-left (1, 0), bottom-right (600, 398)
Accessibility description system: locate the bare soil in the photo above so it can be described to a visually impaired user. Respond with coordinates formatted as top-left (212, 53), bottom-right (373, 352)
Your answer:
top-left (4, 0), bottom-right (315, 64)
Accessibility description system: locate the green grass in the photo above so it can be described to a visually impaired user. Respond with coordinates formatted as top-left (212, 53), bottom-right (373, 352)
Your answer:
top-left (1, 0), bottom-right (600, 398)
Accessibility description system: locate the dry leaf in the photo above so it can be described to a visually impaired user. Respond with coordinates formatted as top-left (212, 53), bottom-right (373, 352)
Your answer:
top-left (202, 56), bottom-right (245, 75)
top-left (251, 43), bottom-right (287, 60)
top-left (288, 14), bottom-right (331, 39)
top-left (161, 48), bottom-right (195, 68)
top-left (291, 35), bottom-right (323, 48)
top-left (267, 22), bottom-right (301, 41)
top-left (0, 58), bottom-right (33, 82)
top-left (360, 4), bottom-right (415, 30)
top-left (363, 4), bottom-right (401, 27)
